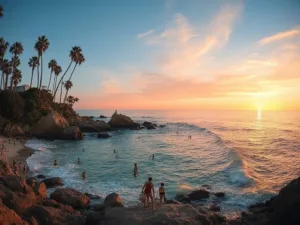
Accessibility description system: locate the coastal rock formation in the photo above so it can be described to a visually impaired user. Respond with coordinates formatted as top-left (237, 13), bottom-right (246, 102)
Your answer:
top-left (62, 126), bottom-right (83, 140)
top-left (72, 116), bottom-right (111, 132)
top-left (188, 189), bottom-right (210, 201)
top-left (175, 193), bottom-right (191, 203)
top-left (50, 188), bottom-right (90, 209)
top-left (103, 204), bottom-right (226, 225)
top-left (0, 175), bottom-right (46, 214)
top-left (99, 115), bottom-right (107, 118)
top-left (104, 193), bottom-right (124, 208)
top-left (230, 176), bottom-right (300, 225)
top-left (36, 174), bottom-right (46, 179)
top-left (0, 202), bottom-right (29, 225)
top-left (42, 177), bottom-right (63, 188)
top-left (142, 121), bottom-right (156, 129)
top-left (23, 199), bottom-right (86, 225)
top-left (0, 160), bottom-right (14, 176)
top-left (97, 132), bottom-right (111, 138)
top-left (108, 112), bottom-right (139, 129)
top-left (214, 192), bottom-right (225, 198)
top-left (32, 111), bottom-right (68, 139)
top-left (159, 124), bottom-right (166, 128)
top-left (3, 123), bottom-right (25, 137)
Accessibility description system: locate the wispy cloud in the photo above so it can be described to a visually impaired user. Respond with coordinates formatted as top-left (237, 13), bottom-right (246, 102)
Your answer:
top-left (258, 27), bottom-right (300, 45)
top-left (137, 29), bottom-right (155, 39)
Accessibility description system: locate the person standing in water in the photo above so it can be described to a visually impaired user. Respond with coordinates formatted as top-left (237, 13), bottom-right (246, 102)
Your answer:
top-left (142, 177), bottom-right (155, 209)
top-left (77, 158), bottom-right (80, 164)
top-left (54, 160), bottom-right (58, 166)
top-left (82, 171), bottom-right (86, 180)
top-left (152, 154), bottom-right (155, 160)
top-left (159, 183), bottom-right (166, 206)
top-left (133, 163), bottom-right (138, 177)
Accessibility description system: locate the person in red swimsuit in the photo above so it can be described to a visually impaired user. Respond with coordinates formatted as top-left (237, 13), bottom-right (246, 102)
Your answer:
top-left (142, 177), bottom-right (155, 209)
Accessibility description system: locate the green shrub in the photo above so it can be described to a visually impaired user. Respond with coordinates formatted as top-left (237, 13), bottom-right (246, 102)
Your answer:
top-left (0, 90), bottom-right (25, 121)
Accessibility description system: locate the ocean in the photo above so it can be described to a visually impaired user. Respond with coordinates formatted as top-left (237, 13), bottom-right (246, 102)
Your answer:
top-left (26, 110), bottom-right (300, 215)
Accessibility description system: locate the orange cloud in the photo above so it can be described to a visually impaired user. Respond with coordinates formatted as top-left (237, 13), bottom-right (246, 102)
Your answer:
top-left (258, 27), bottom-right (300, 45)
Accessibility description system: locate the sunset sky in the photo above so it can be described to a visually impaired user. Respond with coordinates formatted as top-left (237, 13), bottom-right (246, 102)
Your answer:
top-left (2, 0), bottom-right (300, 110)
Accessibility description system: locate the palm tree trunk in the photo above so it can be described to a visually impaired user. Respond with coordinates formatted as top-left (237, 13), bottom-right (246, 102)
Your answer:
top-left (59, 82), bottom-right (64, 103)
top-left (68, 63), bottom-right (77, 81)
top-left (53, 61), bottom-right (72, 99)
top-left (4, 74), bottom-right (8, 90)
top-left (30, 68), bottom-right (34, 88)
top-left (39, 54), bottom-right (43, 89)
top-left (37, 65), bottom-right (40, 88)
top-left (47, 71), bottom-right (53, 91)
top-left (10, 76), bottom-right (13, 90)
top-left (0, 72), bottom-right (3, 90)
top-left (63, 89), bottom-right (69, 104)
top-left (52, 76), bottom-right (57, 94)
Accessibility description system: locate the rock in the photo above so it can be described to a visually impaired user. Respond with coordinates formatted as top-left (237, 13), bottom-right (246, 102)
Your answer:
top-left (72, 116), bottom-right (111, 132)
top-left (99, 115), bottom-right (107, 118)
top-left (93, 120), bottom-right (111, 131)
top-left (32, 111), bottom-right (69, 139)
top-left (86, 211), bottom-right (105, 225)
top-left (165, 199), bottom-right (181, 204)
top-left (104, 193), bottom-right (124, 208)
top-left (97, 132), bottom-right (111, 138)
top-left (62, 126), bottom-right (83, 140)
top-left (3, 123), bottom-right (24, 137)
top-left (0, 175), bottom-right (46, 214)
top-left (214, 192), bottom-right (225, 198)
top-left (175, 193), bottom-right (190, 203)
top-left (50, 188), bottom-right (90, 209)
top-left (0, 160), bottom-right (14, 176)
top-left (159, 124), bottom-right (166, 128)
top-left (202, 184), bottom-right (212, 189)
top-left (42, 177), bottom-right (63, 188)
top-left (108, 112), bottom-right (139, 129)
top-left (210, 204), bottom-right (221, 212)
top-left (142, 121), bottom-right (156, 129)
top-left (0, 202), bottom-right (29, 225)
top-left (36, 174), bottom-right (46, 179)
top-left (23, 199), bottom-right (86, 225)
top-left (188, 189), bottom-right (210, 201)
top-left (91, 203), bottom-right (106, 211)
top-left (22, 124), bottom-right (31, 133)
top-left (84, 192), bottom-right (101, 199)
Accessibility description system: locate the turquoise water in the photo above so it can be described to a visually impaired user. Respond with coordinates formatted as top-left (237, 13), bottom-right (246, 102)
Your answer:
top-left (26, 110), bottom-right (300, 215)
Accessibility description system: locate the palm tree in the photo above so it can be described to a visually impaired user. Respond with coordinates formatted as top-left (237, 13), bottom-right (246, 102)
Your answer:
top-left (60, 81), bottom-right (65, 103)
top-left (34, 35), bottom-right (49, 89)
top-left (0, 37), bottom-right (9, 60)
top-left (63, 80), bottom-right (73, 103)
top-left (9, 56), bottom-right (20, 90)
top-left (68, 52), bottom-right (85, 82)
top-left (0, 6), bottom-right (3, 18)
top-left (53, 65), bottom-right (62, 94)
top-left (2, 59), bottom-right (12, 89)
top-left (47, 59), bottom-right (57, 90)
top-left (9, 42), bottom-right (23, 56)
top-left (11, 68), bottom-right (22, 88)
top-left (53, 46), bottom-right (82, 99)
top-left (0, 58), bottom-right (9, 90)
top-left (28, 56), bottom-right (39, 88)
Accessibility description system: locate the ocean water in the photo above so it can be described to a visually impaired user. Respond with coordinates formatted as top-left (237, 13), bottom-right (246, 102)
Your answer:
top-left (26, 110), bottom-right (300, 215)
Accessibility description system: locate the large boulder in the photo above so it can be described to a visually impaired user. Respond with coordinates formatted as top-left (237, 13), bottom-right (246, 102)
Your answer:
top-left (3, 123), bottom-right (24, 137)
top-left (0, 160), bottom-right (14, 176)
top-left (0, 202), bottom-right (29, 225)
top-left (71, 116), bottom-right (111, 132)
top-left (108, 112), bottom-right (139, 129)
top-left (97, 132), bottom-right (111, 138)
top-left (188, 189), bottom-right (210, 201)
top-left (0, 175), bottom-right (46, 214)
top-left (142, 121), bottom-right (156, 129)
top-left (104, 193), bottom-right (124, 208)
top-left (50, 188), bottom-right (90, 209)
top-left (99, 115), bottom-right (107, 118)
top-left (23, 199), bottom-right (86, 225)
top-left (32, 111), bottom-right (69, 139)
top-left (62, 126), bottom-right (83, 140)
top-left (175, 193), bottom-right (190, 203)
top-left (42, 177), bottom-right (63, 188)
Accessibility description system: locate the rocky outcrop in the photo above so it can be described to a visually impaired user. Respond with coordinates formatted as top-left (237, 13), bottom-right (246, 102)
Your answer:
top-left (175, 193), bottom-right (191, 203)
top-left (230, 177), bottom-right (300, 225)
top-left (214, 192), bottom-right (225, 198)
top-left (3, 123), bottom-right (24, 137)
top-left (62, 126), bottom-right (83, 140)
top-left (104, 193), bottom-right (124, 208)
top-left (0, 160), bottom-right (14, 176)
top-left (0, 202), bottom-right (29, 225)
top-left (0, 175), bottom-right (46, 214)
top-left (99, 115), bottom-right (107, 118)
top-left (103, 204), bottom-right (226, 225)
top-left (97, 132), bottom-right (111, 138)
top-left (42, 177), bottom-right (63, 188)
top-left (36, 174), bottom-right (46, 179)
top-left (108, 112), bottom-right (139, 129)
top-left (142, 121), bottom-right (156, 129)
top-left (50, 188), bottom-right (90, 209)
top-left (159, 124), bottom-right (166, 128)
top-left (23, 199), bottom-right (86, 225)
top-left (71, 116), bottom-right (111, 132)
top-left (188, 189), bottom-right (210, 201)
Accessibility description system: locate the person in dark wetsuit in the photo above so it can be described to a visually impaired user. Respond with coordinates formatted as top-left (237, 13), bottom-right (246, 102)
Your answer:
top-left (54, 160), bottom-right (58, 166)
top-left (142, 177), bottom-right (154, 209)
top-left (77, 158), bottom-right (80, 164)
top-left (133, 163), bottom-right (138, 177)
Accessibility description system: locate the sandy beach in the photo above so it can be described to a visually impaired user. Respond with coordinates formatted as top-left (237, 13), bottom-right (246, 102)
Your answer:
top-left (0, 135), bottom-right (33, 175)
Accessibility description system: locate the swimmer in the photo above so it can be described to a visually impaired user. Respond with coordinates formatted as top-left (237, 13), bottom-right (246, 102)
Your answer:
top-left (82, 148), bottom-right (85, 152)
top-left (152, 154), bottom-right (155, 160)
top-left (113, 149), bottom-right (116, 154)
top-left (77, 158), bottom-right (80, 164)
top-left (133, 163), bottom-right (138, 177)
top-left (54, 160), bottom-right (58, 166)
top-left (82, 171), bottom-right (86, 180)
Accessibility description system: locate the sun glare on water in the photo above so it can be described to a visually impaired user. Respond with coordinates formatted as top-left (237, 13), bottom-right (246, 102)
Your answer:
top-left (257, 107), bottom-right (262, 119)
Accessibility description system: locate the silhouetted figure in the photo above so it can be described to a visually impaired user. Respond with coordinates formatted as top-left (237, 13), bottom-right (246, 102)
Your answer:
top-left (78, 158), bottom-right (80, 164)
top-left (133, 163), bottom-right (138, 177)
top-left (82, 171), bottom-right (86, 180)
top-left (54, 160), bottom-right (58, 166)
top-left (152, 154), bottom-right (155, 160)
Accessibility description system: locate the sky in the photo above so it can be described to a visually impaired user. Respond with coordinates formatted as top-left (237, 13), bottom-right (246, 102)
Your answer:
top-left (1, 0), bottom-right (300, 110)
